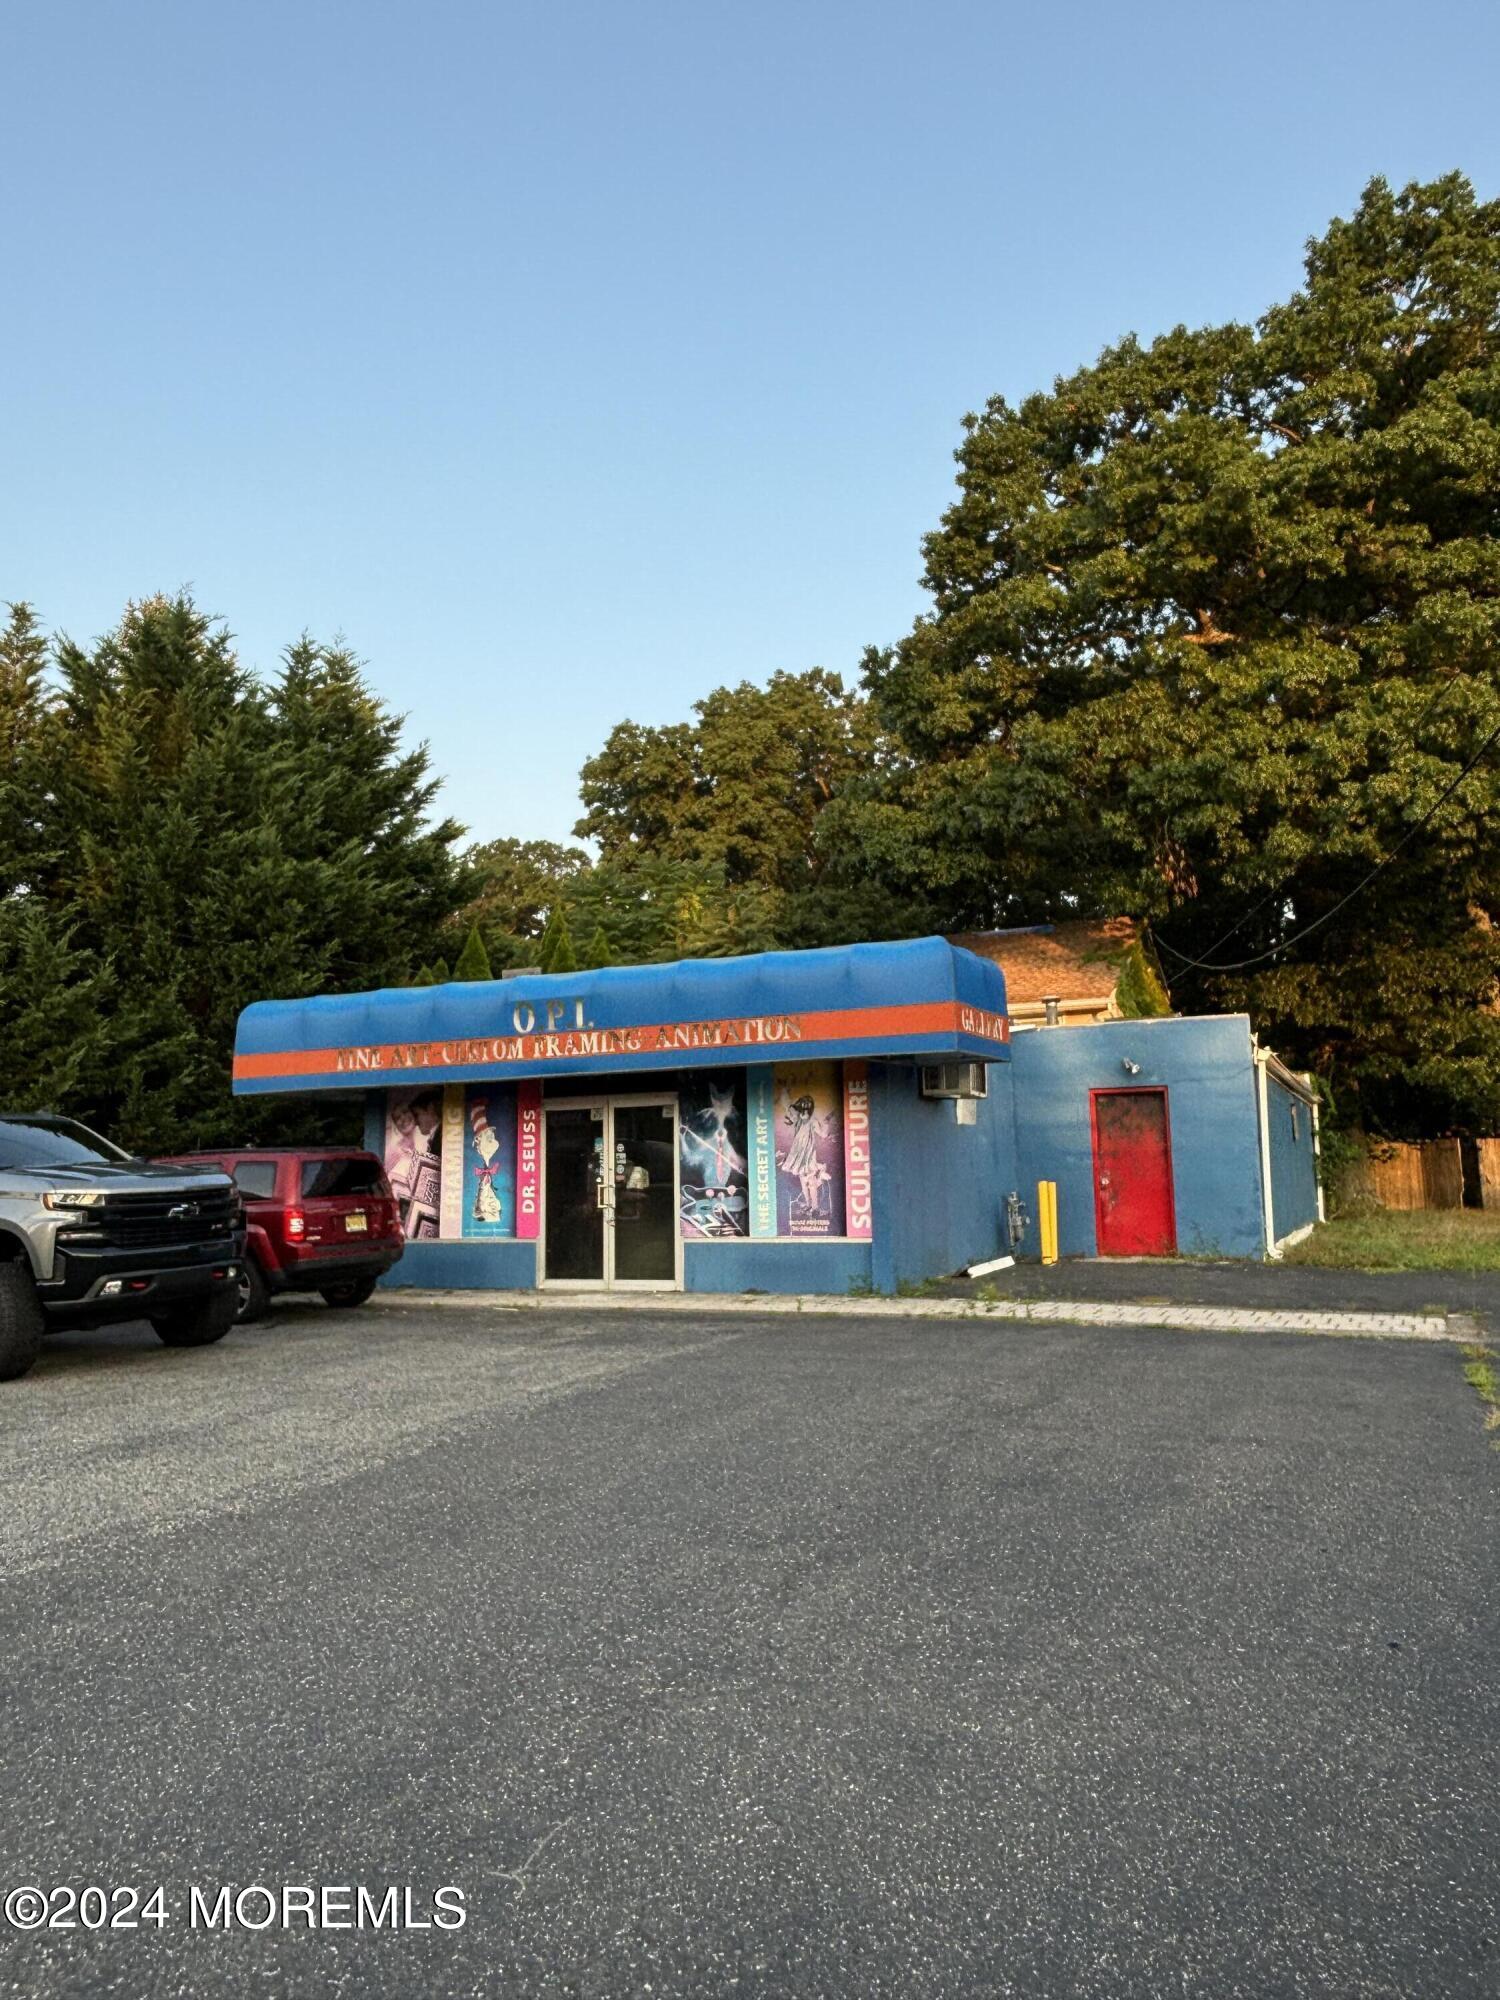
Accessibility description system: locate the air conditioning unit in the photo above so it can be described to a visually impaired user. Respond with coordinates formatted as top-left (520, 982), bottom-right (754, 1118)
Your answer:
top-left (920, 1060), bottom-right (988, 1100)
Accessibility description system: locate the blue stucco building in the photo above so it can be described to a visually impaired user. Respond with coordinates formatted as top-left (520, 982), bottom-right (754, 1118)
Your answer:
top-left (1010, 1013), bottom-right (1320, 1261)
top-left (233, 939), bottom-right (1320, 1291)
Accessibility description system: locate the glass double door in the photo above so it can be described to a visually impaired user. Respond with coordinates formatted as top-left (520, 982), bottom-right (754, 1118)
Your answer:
top-left (541, 1095), bottom-right (680, 1288)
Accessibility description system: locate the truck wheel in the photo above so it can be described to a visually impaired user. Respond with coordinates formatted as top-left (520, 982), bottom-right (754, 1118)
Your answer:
top-left (235, 1259), bottom-right (270, 1324)
top-left (0, 1261), bottom-right (44, 1381)
top-left (151, 1289), bottom-right (237, 1348)
top-left (319, 1277), bottom-right (379, 1309)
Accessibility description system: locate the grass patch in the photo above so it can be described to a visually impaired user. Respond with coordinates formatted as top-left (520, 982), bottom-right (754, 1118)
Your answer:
top-left (1283, 1210), bottom-right (1500, 1272)
top-left (1460, 1342), bottom-right (1500, 1446)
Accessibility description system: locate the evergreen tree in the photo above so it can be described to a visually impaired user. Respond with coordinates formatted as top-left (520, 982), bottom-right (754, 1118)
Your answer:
top-left (580, 923), bottom-right (615, 969)
top-left (431, 955), bottom-right (450, 983)
top-left (269, 637), bottom-right (464, 991)
top-left (545, 909), bottom-right (579, 974)
top-left (0, 602), bottom-right (49, 899)
top-left (452, 922), bottom-right (493, 980)
top-left (14, 593), bottom-right (465, 1150)
top-left (452, 836), bottom-right (591, 968)
top-left (0, 905), bottom-right (109, 1112)
top-left (412, 964), bottom-right (437, 986)
top-left (536, 907), bottom-right (563, 971)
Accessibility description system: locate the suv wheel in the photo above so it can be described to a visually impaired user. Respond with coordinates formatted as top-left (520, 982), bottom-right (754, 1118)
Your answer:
top-left (235, 1258), bottom-right (270, 1324)
top-left (151, 1289), bottom-right (237, 1348)
top-left (0, 1261), bottom-right (44, 1381)
top-left (319, 1277), bottom-right (379, 1309)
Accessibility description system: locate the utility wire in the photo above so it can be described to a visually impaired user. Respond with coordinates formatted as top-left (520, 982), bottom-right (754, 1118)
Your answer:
top-left (1153, 714), bottom-right (1500, 974)
top-left (1152, 674), bottom-right (1471, 973)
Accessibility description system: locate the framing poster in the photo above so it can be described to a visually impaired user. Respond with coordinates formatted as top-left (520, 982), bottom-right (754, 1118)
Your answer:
top-left (679, 1070), bottom-right (749, 1237)
top-left (773, 1061), bottom-right (845, 1237)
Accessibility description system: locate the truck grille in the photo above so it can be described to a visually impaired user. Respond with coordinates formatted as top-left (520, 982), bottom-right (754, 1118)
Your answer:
top-left (95, 1188), bottom-right (238, 1248)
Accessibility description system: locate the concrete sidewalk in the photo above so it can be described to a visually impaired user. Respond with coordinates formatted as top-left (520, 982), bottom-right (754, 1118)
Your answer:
top-left (941, 1255), bottom-right (1499, 1324)
top-left (373, 1285), bottom-right (1476, 1344)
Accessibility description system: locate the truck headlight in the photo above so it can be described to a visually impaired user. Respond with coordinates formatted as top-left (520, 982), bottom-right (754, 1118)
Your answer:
top-left (43, 1190), bottom-right (108, 1210)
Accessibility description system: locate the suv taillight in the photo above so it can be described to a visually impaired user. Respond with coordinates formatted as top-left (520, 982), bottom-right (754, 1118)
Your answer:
top-left (285, 1208), bottom-right (306, 1240)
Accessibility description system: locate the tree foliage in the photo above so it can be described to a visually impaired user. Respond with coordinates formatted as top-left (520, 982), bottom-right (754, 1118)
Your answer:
top-left (0, 603), bottom-right (49, 899)
top-left (576, 669), bottom-right (881, 944)
top-left (539, 906), bottom-right (578, 974)
top-left (579, 922), bottom-right (614, 970)
top-left (0, 594), bottom-right (464, 1150)
top-left (451, 836), bottom-right (591, 969)
top-left (452, 922), bottom-right (493, 982)
top-left (827, 173), bottom-right (1500, 1133)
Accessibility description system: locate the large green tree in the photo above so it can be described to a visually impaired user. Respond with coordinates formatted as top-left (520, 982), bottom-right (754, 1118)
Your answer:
top-left (576, 668), bottom-right (884, 943)
top-left (0, 602), bottom-right (49, 898)
top-left (829, 173), bottom-right (1500, 1134)
top-left (562, 853), bottom-right (783, 964)
top-left (4, 594), bottom-right (464, 1150)
top-left (451, 835), bottom-right (592, 968)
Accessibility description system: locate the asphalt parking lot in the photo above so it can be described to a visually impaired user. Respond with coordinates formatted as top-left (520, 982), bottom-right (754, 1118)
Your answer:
top-left (2, 1301), bottom-right (1496, 1999)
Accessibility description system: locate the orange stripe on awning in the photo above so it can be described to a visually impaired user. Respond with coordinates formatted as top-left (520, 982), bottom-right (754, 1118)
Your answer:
top-left (233, 1000), bottom-right (1009, 1083)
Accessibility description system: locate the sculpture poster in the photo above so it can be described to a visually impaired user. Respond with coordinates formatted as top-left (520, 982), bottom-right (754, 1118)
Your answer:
top-left (773, 1061), bottom-right (845, 1236)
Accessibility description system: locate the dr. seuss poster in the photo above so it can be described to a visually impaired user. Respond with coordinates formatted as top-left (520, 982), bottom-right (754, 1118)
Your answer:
top-left (773, 1062), bottom-right (845, 1236)
top-left (678, 1071), bottom-right (749, 1237)
top-left (462, 1085), bottom-right (518, 1237)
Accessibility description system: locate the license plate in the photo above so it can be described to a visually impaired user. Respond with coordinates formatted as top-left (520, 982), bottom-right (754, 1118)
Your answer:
top-left (344, 1212), bottom-right (368, 1233)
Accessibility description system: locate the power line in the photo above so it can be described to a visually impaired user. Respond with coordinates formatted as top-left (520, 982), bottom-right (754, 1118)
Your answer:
top-left (1152, 674), bottom-right (1471, 972)
top-left (1153, 715), bottom-right (1500, 974)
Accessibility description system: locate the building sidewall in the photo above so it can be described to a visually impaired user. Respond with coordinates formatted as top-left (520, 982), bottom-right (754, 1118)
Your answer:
top-left (1265, 1072), bottom-right (1319, 1247)
top-left (1011, 1017), bottom-right (1267, 1260)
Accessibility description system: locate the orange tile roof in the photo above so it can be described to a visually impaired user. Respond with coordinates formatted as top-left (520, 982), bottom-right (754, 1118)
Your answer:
top-left (948, 918), bottom-right (1142, 1006)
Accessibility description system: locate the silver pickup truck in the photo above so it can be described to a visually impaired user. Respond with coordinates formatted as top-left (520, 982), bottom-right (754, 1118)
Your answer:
top-left (0, 1114), bottom-right (244, 1381)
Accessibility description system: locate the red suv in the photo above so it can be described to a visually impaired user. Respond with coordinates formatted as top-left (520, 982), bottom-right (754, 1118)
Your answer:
top-left (155, 1148), bottom-right (403, 1322)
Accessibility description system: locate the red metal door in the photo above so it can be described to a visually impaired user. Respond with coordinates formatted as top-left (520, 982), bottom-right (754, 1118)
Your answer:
top-left (1091, 1089), bottom-right (1176, 1256)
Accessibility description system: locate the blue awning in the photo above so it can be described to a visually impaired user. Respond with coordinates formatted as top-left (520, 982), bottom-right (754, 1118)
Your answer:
top-left (233, 937), bottom-right (1009, 1095)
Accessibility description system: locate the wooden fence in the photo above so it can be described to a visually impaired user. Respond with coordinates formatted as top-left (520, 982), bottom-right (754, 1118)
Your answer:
top-left (1340, 1138), bottom-right (1466, 1212)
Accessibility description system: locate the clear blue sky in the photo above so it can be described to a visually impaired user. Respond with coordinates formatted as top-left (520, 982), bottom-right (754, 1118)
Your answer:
top-left (4, 1), bottom-right (1497, 847)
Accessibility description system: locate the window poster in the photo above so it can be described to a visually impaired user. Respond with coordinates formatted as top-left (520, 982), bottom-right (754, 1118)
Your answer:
top-left (384, 1087), bottom-right (444, 1239)
top-left (462, 1084), bottom-right (518, 1237)
top-left (842, 1061), bottom-right (873, 1239)
top-left (515, 1081), bottom-right (542, 1240)
top-left (745, 1066), bottom-right (777, 1238)
top-left (773, 1061), bottom-right (846, 1236)
top-left (440, 1086), bottom-right (466, 1239)
top-left (678, 1070), bottom-right (749, 1237)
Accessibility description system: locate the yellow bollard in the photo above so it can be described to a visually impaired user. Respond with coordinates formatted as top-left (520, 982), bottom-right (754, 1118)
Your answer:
top-left (1039, 1180), bottom-right (1058, 1265)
